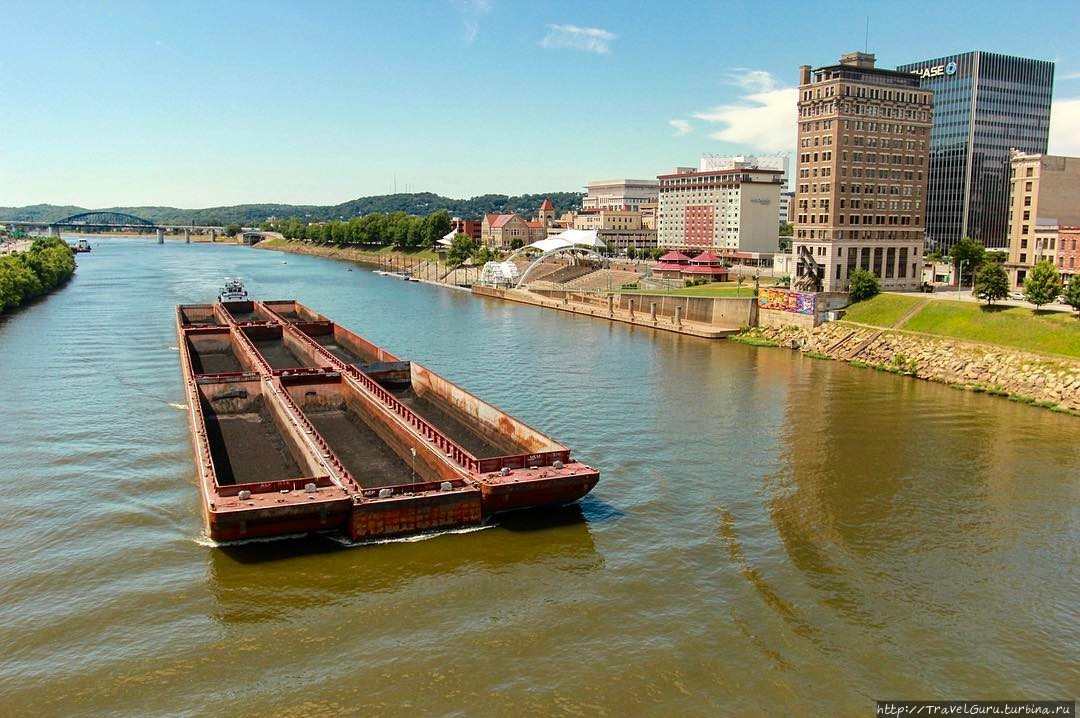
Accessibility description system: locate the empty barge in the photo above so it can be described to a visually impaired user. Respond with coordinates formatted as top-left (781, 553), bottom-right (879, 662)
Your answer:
top-left (177, 299), bottom-right (599, 542)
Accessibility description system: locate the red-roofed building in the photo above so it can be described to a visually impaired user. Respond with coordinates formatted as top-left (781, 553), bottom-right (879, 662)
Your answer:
top-left (481, 213), bottom-right (529, 249)
top-left (480, 200), bottom-right (562, 248)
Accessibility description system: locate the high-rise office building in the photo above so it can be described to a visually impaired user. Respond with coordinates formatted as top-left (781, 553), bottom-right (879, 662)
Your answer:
top-left (897, 52), bottom-right (1054, 251)
top-left (793, 52), bottom-right (932, 292)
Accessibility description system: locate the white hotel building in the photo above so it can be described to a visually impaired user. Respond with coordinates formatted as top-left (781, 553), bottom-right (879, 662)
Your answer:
top-left (657, 166), bottom-right (784, 254)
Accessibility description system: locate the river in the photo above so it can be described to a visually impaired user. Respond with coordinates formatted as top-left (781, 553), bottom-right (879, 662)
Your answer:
top-left (1, 237), bottom-right (1076, 716)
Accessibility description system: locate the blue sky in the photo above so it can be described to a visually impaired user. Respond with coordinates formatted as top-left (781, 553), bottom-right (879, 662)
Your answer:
top-left (2, 0), bottom-right (1079, 208)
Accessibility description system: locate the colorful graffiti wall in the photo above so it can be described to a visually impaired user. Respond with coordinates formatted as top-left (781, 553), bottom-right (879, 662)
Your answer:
top-left (757, 288), bottom-right (816, 315)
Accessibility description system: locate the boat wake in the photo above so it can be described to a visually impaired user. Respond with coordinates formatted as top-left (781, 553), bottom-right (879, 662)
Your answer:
top-left (324, 524), bottom-right (493, 547)
top-left (192, 524), bottom-right (492, 549)
top-left (192, 532), bottom-right (312, 548)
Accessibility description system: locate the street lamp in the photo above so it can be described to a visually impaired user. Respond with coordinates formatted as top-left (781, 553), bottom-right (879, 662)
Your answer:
top-left (957, 259), bottom-right (969, 300)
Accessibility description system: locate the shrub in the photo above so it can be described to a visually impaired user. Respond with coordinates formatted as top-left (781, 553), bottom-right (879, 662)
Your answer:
top-left (847, 269), bottom-right (880, 302)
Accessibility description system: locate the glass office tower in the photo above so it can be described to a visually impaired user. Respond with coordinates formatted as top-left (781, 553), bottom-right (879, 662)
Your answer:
top-left (897, 52), bottom-right (1053, 250)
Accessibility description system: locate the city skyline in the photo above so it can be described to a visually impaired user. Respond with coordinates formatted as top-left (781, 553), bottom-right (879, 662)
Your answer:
top-left (2, 0), bottom-right (1080, 208)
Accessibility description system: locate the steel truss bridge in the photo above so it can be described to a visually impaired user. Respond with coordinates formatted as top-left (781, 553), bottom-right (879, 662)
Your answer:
top-left (3, 212), bottom-right (225, 243)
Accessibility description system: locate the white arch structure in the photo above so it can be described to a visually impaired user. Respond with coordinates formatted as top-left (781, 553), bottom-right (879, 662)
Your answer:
top-left (479, 232), bottom-right (609, 289)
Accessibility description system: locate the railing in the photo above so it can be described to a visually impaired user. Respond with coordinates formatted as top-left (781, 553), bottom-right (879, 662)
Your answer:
top-left (271, 375), bottom-right (359, 492)
top-left (273, 302), bottom-right (575, 475)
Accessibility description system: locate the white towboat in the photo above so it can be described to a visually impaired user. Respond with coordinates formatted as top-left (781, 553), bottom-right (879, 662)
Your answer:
top-left (218, 278), bottom-right (248, 302)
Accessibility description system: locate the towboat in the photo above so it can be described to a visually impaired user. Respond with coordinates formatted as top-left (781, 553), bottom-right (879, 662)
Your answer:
top-left (219, 278), bottom-right (248, 302)
top-left (176, 299), bottom-right (599, 542)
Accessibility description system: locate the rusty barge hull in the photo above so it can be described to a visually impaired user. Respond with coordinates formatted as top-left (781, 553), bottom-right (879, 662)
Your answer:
top-left (177, 300), bottom-right (599, 542)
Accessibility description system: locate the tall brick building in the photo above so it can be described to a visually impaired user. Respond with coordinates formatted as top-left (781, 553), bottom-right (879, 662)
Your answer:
top-left (793, 52), bottom-right (933, 292)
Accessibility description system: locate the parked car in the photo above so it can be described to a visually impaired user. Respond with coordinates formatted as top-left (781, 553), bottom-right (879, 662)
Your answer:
top-left (1008, 291), bottom-right (1026, 300)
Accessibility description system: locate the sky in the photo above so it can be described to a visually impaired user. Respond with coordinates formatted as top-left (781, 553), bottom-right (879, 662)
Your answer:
top-left (2, 0), bottom-right (1080, 208)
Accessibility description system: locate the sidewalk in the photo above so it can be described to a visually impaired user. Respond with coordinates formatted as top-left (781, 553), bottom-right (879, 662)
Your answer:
top-left (888, 288), bottom-right (1074, 313)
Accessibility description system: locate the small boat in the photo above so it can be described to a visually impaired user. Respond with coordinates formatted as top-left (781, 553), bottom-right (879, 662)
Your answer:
top-left (218, 278), bottom-right (248, 302)
top-left (69, 239), bottom-right (91, 253)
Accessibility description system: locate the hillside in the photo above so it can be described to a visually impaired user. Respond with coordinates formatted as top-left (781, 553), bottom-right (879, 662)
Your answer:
top-left (0, 191), bottom-right (584, 226)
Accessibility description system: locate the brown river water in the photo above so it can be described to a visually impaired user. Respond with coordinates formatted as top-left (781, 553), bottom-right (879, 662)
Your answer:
top-left (0, 237), bottom-right (1076, 716)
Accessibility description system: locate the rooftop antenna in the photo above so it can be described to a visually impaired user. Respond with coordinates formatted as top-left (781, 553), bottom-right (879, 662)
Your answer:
top-left (864, 16), bottom-right (870, 53)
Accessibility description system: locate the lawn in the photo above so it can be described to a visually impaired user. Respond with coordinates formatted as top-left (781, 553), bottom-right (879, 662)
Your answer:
top-left (617, 282), bottom-right (762, 298)
top-left (843, 294), bottom-right (925, 328)
top-left (901, 300), bottom-right (1080, 358)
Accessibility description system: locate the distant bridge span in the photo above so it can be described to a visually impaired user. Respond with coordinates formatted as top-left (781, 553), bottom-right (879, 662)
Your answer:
top-left (3, 213), bottom-right (225, 243)
top-left (54, 211), bottom-right (157, 228)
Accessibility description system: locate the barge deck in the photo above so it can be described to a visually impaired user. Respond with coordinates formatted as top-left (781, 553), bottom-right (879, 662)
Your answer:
top-left (177, 299), bottom-right (599, 542)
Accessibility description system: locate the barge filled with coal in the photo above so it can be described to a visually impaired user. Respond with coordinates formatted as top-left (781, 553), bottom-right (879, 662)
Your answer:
top-left (176, 298), bottom-right (599, 542)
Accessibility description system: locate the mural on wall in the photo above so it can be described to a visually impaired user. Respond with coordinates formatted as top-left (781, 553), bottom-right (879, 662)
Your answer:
top-left (758, 288), bottom-right (816, 315)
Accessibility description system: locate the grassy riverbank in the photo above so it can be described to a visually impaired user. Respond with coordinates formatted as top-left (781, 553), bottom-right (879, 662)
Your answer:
top-left (254, 238), bottom-right (440, 265)
top-left (843, 294), bottom-right (1080, 358)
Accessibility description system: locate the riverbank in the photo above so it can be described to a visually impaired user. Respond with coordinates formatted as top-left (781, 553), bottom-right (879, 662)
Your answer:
top-left (254, 237), bottom-right (437, 266)
top-left (0, 237), bottom-right (77, 315)
top-left (736, 322), bottom-right (1080, 415)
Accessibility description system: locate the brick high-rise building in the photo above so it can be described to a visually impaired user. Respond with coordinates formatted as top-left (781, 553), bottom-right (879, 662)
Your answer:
top-left (1004, 150), bottom-right (1080, 288)
top-left (793, 52), bottom-right (933, 292)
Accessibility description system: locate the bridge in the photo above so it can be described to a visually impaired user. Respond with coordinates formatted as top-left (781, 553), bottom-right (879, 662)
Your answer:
top-left (4, 212), bottom-right (226, 244)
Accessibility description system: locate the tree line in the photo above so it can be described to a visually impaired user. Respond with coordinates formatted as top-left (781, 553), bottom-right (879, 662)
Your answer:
top-left (0, 237), bottom-right (77, 314)
top-left (0, 191), bottom-right (583, 227)
top-left (265, 210), bottom-right (453, 249)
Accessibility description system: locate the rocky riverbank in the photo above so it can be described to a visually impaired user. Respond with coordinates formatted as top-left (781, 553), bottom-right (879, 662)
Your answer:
top-left (736, 322), bottom-right (1080, 414)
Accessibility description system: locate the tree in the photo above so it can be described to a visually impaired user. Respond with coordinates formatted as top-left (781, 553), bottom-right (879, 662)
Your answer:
top-left (1063, 279), bottom-right (1080, 316)
top-left (445, 233), bottom-right (477, 267)
top-left (1023, 260), bottom-right (1062, 310)
top-left (973, 260), bottom-right (1008, 305)
top-left (509, 238), bottom-right (524, 250)
top-left (223, 223), bottom-right (242, 237)
top-left (949, 236), bottom-right (985, 284)
top-left (779, 222), bottom-right (793, 237)
top-left (625, 246), bottom-right (637, 260)
top-left (424, 210), bottom-right (451, 249)
top-left (848, 268), bottom-right (880, 302)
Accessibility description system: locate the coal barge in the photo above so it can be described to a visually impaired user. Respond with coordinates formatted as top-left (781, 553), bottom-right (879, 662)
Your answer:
top-left (176, 299), bottom-right (599, 542)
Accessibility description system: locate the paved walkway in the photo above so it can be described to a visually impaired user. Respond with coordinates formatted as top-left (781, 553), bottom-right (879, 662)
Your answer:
top-left (886, 289), bottom-right (1074, 313)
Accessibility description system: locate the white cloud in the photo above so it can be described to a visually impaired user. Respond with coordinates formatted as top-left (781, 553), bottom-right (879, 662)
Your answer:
top-left (1049, 97), bottom-right (1080, 156)
top-left (690, 70), bottom-right (797, 153)
top-left (453, 0), bottom-right (492, 46)
top-left (669, 119), bottom-right (692, 136)
top-left (724, 68), bottom-right (778, 93)
top-left (540, 24), bottom-right (616, 55)
top-left (1059, 71), bottom-right (1080, 80)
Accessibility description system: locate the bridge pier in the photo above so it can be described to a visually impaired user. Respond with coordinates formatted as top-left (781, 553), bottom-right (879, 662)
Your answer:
top-left (157, 228), bottom-right (165, 244)
top-left (209, 229), bottom-right (216, 243)
top-left (184, 228), bottom-right (191, 244)
top-left (49, 225), bottom-right (61, 238)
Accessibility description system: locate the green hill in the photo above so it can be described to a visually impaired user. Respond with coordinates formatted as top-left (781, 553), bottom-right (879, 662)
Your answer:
top-left (0, 191), bottom-right (583, 226)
